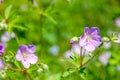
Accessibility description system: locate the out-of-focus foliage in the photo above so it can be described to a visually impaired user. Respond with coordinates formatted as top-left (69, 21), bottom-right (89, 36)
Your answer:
top-left (0, 0), bottom-right (120, 80)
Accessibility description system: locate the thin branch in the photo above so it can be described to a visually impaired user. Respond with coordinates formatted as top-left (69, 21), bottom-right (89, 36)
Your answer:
top-left (80, 47), bottom-right (83, 68)
top-left (8, 66), bottom-right (25, 72)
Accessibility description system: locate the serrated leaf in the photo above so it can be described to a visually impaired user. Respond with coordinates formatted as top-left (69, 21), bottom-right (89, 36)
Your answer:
top-left (14, 60), bottom-right (21, 69)
top-left (42, 12), bottom-right (57, 24)
top-left (78, 67), bottom-right (87, 80)
top-left (5, 5), bottom-right (13, 19)
top-left (61, 68), bottom-right (76, 78)
top-left (13, 23), bottom-right (29, 31)
top-left (80, 72), bottom-right (87, 80)
top-left (78, 67), bottom-right (86, 73)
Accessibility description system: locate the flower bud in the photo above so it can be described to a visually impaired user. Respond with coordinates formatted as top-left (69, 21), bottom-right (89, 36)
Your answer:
top-left (42, 64), bottom-right (49, 71)
top-left (102, 37), bottom-right (110, 42)
top-left (70, 37), bottom-right (79, 44)
top-left (37, 68), bottom-right (43, 74)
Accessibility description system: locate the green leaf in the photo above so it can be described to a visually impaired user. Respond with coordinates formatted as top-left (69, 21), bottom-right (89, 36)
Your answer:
top-left (78, 67), bottom-right (87, 80)
top-left (42, 12), bottom-right (57, 24)
top-left (14, 60), bottom-right (21, 69)
top-left (8, 24), bottom-right (13, 33)
top-left (13, 23), bottom-right (29, 31)
top-left (0, 15), bottom-right (3, 20)
top-left (5, 5), bottom-right (13, 19)
top-left (78, 67), bottom-right (86, 73)
top-left (61, 68), bottom-right (76, 78)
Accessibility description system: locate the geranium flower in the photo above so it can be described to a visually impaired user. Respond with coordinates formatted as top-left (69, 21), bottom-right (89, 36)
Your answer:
top-left (16, 45), bottom-right (38, 68)
top-left (0, 0), bottom-right (2, 3)
top-left (79, 27), bottom-right (102, 52)
top-left (1, 31), bottom-right (15, 42)
top-left (99, 52), bottom-right (111, 65)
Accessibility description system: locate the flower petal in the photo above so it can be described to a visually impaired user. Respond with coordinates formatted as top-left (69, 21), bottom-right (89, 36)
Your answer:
top-left (79, 35), bottom-right (87, 46)
top-left (22, 59), bottom-right (30, 68)
top-left (91, 39), bottom-right (102, 47)
top-left (90, 27), bottom-right (100, 35)
top-left (27, 45), bottom-right (36, 53)
top-left (72, 44), bottom-right (80, 54)
top-left (18, 45), bottom-right (28, 53)
top-left (84, 27), bottom-right (89, 34)
top-left (85, 42), bottom-right (95, 51)
top-left (16, 50), bottom-right (23, 61)
top-left (0, 43), bottom-right (5, 52)
top-left (28, 54), bottom-right (38, 64)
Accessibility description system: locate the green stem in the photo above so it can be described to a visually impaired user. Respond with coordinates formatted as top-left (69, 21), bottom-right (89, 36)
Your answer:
top-left (14, 33), bottom-right (20, 46)
top-left (80, 47), bottom-right (83, 68)
top-left (8, 66), bottom-right (32, 80)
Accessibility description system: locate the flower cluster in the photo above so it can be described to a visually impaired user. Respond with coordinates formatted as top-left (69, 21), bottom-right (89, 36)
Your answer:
top-left (66, 27), bottom-right (102, 59)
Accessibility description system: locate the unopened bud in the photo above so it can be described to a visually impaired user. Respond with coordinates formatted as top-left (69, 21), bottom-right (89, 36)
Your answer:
top-left (102, 37), bottom-right (110, 42)
top-left (42, 64), bottom-right (49, 71)
top-left (70, 37), bottom-right (79, 44)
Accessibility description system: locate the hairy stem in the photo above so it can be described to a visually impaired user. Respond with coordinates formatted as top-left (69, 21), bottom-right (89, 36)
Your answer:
top-left (14, 33), bottom-right (20, 46)
top-left (80, 47), bottom-right (83, 68)
top-left (8, 66), bottom-right (25, 72)
top-left (8, 66), bottom-right (32, 80)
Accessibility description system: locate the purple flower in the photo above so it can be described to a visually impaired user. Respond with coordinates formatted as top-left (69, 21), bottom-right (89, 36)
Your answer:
top-left (116, 66), bottom-right (120, 71)
top-left (103, 42), bottom-right (111, 49)
top-left (16, 45), bottom-right (38, 68)
top-left (115, 17), bottom-right (120, 27)
top-left (65, 44), bottom-right (89, 59)
top-left (1, 31), bottom-right (15, 42)
top-left (72, 43), bottom-right (89, 56)
top-left (0, 43), bottom-right (5, 56)
top-left (65, 50), bottom-right (72, 59)
top-left (79, 27), bottom-right (102, 52)
top-left (49, 45), bottom-right (59, 56)
top-left (99, 52), bottom-right (111, 65)
top-left (0, 59), bottom-right (4, 70)
top-left (0, 0), bottom-right (2, 3)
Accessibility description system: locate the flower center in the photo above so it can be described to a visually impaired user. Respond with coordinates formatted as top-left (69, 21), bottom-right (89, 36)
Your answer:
top-left (22, 53), bottom-right (28, 58)
top-left (86, 35), bottom-right (91, 42)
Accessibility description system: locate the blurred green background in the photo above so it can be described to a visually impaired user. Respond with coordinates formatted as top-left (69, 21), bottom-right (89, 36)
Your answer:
top-left (0, 0), bottom-right (120, 80)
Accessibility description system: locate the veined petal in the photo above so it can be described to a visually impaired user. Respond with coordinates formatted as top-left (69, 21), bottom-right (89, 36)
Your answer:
top-left (91, 39), bottom-right (102, 47)
top-left (85, 42), bottom-right (95, 51)
top-left (84, 27), bottom-right (89, 34)
top-left (90, 27), bottom-right (100, 35)
top-left (72, 44), bottom-right (80, 54)
top-left (28, 54), bottom-right (38, 64)
top-left (0, 43), bottom-right (5, 53)
top-left (22, 59), bottom-right (30, 68)
top-left (27, 45), bottom-right (36, 53)
top-left (18, 45), bottom-right (28, 53)
top-left (79, 35), bottom-right (87, 46)
top-left (16, 50), bottom-right (23, 61)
